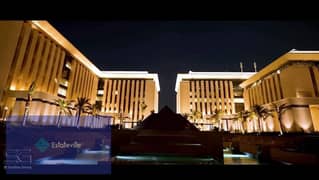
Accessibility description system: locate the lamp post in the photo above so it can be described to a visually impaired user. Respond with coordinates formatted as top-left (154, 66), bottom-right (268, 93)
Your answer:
top-left (3, 106), bottom-right (8, 121)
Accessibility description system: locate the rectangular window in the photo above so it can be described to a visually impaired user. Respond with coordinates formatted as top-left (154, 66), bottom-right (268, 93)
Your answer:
top-left (98, 79), bottom-right (105, 90)
top-left (58, 86), bottom-right (67, 97)
top-left (109, 80), bottom-right (114, 104)
top-left (203, 80), bottom-right (207, 98)
top-left (97, 90), bottom-right (104, 96)
top-left (123, 80), bottom-right (127, 112)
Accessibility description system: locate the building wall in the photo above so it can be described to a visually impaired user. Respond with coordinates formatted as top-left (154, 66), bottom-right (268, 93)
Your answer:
top-left (177, 81), bottom-right (190, 114)
top-left (242, 56), bottom-right (319, 132)
top-left (243, 63), bottom-right (319, 105)
top-left (244, 72), bottom-right (283, 109)
top-left (176, 77), bottom-right (250, 131)
top-left (310, 105), bottom-right (319, 131)
top-left (0, 21), bottom-right (98, 124)
top-left (280, 64), bottom-right (316, 98)
top-left (0, 21), bottom-right (23, 104)
top-left (68, 60), bottom-right (98, 103)
top-left (100, 79), bottom-right (158, 124)
top-left (177, 79), bottom-right (244, 116)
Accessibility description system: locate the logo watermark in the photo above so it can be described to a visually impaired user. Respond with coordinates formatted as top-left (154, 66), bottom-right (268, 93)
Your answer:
top-left (35, 138), bottom-right (82, 152)
top-left (34, 138), bottom-right (49, 152)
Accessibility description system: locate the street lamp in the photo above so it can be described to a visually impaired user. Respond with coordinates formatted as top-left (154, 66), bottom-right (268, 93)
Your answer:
top-left (3, 106), bottom-right (8, 121)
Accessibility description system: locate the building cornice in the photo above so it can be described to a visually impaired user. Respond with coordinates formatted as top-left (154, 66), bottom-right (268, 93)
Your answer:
top-left (30, 21), bottom-right (160, 92)
top-left (175, 71), bottom-right (255, 92)
top-left (240, 49), bottom-right (319, 88)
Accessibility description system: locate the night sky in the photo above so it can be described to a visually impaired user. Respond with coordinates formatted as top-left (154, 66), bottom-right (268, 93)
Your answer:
top-left (50, 21), bottom-right (319, 111)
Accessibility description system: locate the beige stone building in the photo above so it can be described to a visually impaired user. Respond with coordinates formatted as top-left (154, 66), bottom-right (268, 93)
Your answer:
top-left (0, 21), bottom-right (159, 127)
top-left (240, 49), bottom-right (319, 133)
top-left (96, 71), bottom-right (160, 128)
top-left (176, 71), bottom-right (255, 130)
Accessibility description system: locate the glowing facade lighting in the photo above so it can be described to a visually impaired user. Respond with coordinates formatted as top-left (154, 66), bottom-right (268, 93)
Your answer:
top-left (57, 87), bottom-right (67, 97)
top-left (31, 21), bottom-right (101, 75)
top-left (100, 71), bottom-right (160, 92)
top-left (97, 90), bottom-right (104, 95)
top-left (175, 72), bottom-right (255, 92)
top-left (30, 21), bottom-right (161, 92)
top-left (9, 85), bottom-right (16, 91)
top-left (240, 50), bottom-right (319, 88)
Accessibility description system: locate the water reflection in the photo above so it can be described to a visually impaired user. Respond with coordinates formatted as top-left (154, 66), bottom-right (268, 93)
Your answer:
top-left (223, 148), bottom-right (259, 165)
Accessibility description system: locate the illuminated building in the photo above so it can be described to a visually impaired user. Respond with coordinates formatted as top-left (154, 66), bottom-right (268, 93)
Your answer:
top-left (175, 71), bottom-right (255, 130)
top-left (240, 49), bottom-right (319, 133)
top-left (96, 71), bottom-right (159, 128)
top-left (0, 21), bottom-right (159, 127)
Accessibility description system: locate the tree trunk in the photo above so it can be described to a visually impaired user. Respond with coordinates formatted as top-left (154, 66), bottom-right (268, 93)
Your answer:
top-left (90, 115), bottom-right (94, 128)
top-left (22, 107), bottom-right (28, 127)
top-left (257, 118), bottom-right (262, 134)
top-left (22, 101), bottom-right (30, 126)
top-left (57, 111), bottom-right (61, 128)
top-left (241, 121), bottom-right (245, 134)
top-left (226, 119), bottom-right (229, 131)
top-left (77, 111), bottom-right (81, 129)
top-left (278, 115), bottom-right (284, 135)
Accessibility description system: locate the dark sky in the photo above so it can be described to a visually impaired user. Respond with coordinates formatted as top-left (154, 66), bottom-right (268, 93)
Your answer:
top-left (49, 21), bottom-right (319, 111)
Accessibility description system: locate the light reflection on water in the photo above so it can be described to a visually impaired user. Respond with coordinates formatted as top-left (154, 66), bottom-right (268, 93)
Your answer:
top-left (35, 149), bottom-right (110, 165)
top-left (223, 148), bottom-right (260, 165)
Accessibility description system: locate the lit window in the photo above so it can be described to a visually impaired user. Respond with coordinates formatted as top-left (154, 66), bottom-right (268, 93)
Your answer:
top-left (98, 90), bottom-right (104, 95)
top-left (65, 62), bottom-right (72, 69)
top-left (60, 80), bottom-right (68, 87)
top-left (58, 87), bottom-right (67, 97)
top-left (277, 70), bottom-right (281, 74)
top-left (10, 85), bottom-right (16, 90)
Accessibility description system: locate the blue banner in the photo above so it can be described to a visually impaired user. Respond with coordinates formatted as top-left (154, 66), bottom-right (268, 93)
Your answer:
top-left (5, 115), bottom-right (111, 174)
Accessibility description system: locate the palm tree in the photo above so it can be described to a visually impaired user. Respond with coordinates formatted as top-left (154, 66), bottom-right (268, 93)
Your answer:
top-left (89, 103), bottom-right (102, 128)
top-left (237, 110), bottom-right (250, 134)
top-left (252, 105), bottom-right (273, 133)
top-left (75, 97), bottom-right (91, 128)
top-left (269, 103), bottom-right (289, 135)
top-left (55, 99), bottom-right (73, 128)
top-left (188, 110), bottom-right (196, 123)
top-left (22, 81), bottom-right (36, 126)
top-left (140, 101), bottom-right (147, 121)
top-left (189, 110), bottom-right (202, 124)
top-left (211, 109), bottom-right (223, 130)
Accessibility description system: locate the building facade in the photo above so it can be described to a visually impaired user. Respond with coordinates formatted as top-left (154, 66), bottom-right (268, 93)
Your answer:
top-left (0, 21), bottom-right (160, 128)
top-left (95, 71), bottom-right (160, 128)
top-left (240, 50), bottom-right (319, 133)
top-left (176, 71), bottom-right (255, 130)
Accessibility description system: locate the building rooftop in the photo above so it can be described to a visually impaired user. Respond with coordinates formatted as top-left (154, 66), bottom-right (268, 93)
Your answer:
top-left (240, 49), bottom-right (319, 88)
top-left (175, 71), bottom-right (255, 92)
top-left (100, 71), bottom-right (160, 92)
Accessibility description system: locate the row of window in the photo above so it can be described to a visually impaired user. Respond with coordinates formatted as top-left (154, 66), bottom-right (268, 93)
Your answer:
top-left (247, 73), bottom-right (283, 106)
top-left (188, 80), bottom-right (241, 100)
top-left (188, 80), bottom-right (241, 114)
top-left (104, 79), bottom-right (146, 121)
